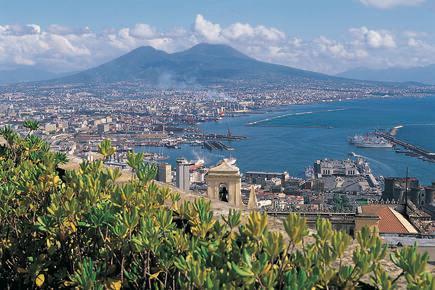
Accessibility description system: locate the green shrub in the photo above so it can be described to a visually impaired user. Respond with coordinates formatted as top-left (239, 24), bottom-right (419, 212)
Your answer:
top-left (0, 124), bottom-right (432, 289)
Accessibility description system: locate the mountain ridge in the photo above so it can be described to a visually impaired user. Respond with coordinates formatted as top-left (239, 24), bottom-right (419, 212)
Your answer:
top-left (0, 67), bottom-right (72, 84)
top-left (337, 65), bottom-right (435, 85)
top-left (55, 43), bottom-right (355, 86)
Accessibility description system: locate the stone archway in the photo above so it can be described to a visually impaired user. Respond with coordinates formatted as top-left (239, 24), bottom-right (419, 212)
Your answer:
top-left (206, 159), bottom-right (242, 207)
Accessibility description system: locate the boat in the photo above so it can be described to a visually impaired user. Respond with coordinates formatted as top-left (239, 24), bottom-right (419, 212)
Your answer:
top-left (144, 153), bottom-right (169, 161)
top-left (348, 134), bottom-right (393, 148)
top-left (164, 140), bottom-right (179, 149)
top-left (191, 140), bottom-right (203, 146)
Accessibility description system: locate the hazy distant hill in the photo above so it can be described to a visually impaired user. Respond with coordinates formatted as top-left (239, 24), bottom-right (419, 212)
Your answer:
top-left (0, 67), bottom-right (76, 84)
top-left (0, 67), bottom-right (68, 84)
top-left (337, 65), bottom-right (435, 85)
top-left (57, 43), bottom-right (366, 87)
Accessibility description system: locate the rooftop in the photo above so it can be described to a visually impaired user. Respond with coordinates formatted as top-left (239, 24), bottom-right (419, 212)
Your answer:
top-left (361, 205), bottom-right (417, 234)
top-left (208, 159), bottom-right (240, 174)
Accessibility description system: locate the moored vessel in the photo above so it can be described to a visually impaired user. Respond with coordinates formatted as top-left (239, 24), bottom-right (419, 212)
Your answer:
top-left (349, 134), bottom-right (393, 148)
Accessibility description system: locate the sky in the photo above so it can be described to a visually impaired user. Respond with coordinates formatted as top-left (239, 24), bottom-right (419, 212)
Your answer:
top-left (0, 0), bottom-right (434, 74)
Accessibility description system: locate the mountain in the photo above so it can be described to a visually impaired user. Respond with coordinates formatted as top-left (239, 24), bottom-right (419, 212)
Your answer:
top-left (337, 65), bottom-right (435, 85)
top-left (0, 67), bottom-right (72, 84)
top-left (57, 43), bottom-right (358, 87)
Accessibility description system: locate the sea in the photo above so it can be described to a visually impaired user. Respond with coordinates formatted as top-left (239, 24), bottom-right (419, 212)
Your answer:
top-left (136, 96), bottom-right (435, 185)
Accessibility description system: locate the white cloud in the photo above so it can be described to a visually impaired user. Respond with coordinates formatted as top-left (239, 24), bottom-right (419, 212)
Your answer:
top-left (46, 34), bottom-right (90, 57)
top-left (0, 24), bottom-right (41, 35)
top-left (408, 37), bottom-right (423, 48)
top-left (359, 0), bottom-right (425, 9)
top-left (317, 36), bottom-right (368, 60)
top-left (254, 26), bottom-right (285, 42)
top-left (130, 24), bottom-right (157, 39)
top-left (195, 14), bottom-right (285, 44)
top-left (0, 16), bottom-right (433, 75)
top-left (349, 27), bottom-right (396, 48)
top-left (13, 55), bottom-right (35, 66)
top-left (194, 14), bottom-right (223, 42)
top-left (222, 23), bottom-right (255, 40)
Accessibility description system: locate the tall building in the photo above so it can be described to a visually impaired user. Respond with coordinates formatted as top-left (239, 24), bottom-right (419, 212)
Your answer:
top-left (158, 163), bottom-right (172, 183)
top-left (176, 158), bottom-right (191, 192)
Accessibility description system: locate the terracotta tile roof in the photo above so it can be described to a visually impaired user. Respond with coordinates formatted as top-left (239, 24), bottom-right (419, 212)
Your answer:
top-left (361, 205), bottom-right (417, 234)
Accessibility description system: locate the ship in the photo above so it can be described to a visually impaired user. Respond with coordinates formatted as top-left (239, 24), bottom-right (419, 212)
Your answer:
top-left (349, 134), bottom-right (393, 148)
top-left (164, 140), bottom-right (179, 149)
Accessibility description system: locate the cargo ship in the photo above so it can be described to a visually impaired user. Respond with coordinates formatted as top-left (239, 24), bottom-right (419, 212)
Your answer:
top-left (349, 134), bottom-right (393, 148)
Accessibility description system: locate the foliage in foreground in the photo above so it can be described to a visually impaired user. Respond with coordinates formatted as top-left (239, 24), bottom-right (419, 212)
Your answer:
top-left (0, 124), bottom-right (433, 289)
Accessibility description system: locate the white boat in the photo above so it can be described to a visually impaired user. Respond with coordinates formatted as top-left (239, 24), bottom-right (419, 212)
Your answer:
top-left (349, 134), bottom-right (393, 148)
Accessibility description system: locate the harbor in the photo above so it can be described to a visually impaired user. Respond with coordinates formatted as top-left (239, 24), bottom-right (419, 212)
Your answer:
top-left (122, 97), bottom-right (435, 185)
top-left (204, 140), bottom-right (235, 151)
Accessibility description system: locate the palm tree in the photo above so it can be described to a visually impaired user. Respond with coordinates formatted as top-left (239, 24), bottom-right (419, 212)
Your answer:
top-left (98, 139), bottom-right (116, 161)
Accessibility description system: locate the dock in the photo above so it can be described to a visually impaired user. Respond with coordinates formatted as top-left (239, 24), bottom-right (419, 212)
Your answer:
top-left (203, 134), bottom-right (246, 140)
top-left (375, 131), bottom-right (435, 163)
top-left (204, 140), bottom-right (234, 151)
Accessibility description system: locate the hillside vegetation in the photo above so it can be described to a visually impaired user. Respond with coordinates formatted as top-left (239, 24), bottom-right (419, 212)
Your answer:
top-left (0, 122), bottom-right (433, 289)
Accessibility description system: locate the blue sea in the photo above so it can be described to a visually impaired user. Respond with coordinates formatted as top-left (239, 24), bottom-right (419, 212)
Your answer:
top-left (137, 96), bottom-right (435, 185)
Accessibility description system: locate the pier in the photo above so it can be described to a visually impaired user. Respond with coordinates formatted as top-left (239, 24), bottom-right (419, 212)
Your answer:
top-left (203, 133), bottom-right (247, 141)
top-left (375, 131), bottom-right (435, 163)
top-left (204, 140), bottom-right (234, 151)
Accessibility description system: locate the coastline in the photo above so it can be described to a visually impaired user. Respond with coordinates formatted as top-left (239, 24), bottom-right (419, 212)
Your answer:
top-left (133, 95), bottom-right (435, 184)
top-left (198, 95), bottom-right (435, 184)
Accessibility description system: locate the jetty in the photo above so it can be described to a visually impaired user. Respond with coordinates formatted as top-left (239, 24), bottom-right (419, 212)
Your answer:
top-left (374, 131), bottom-right (435, 163)
top-left (204, 140), bottom-right (234, 151)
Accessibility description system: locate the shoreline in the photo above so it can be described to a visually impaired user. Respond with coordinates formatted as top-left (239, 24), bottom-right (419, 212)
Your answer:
top-left (194, 95), bottom-right (435, 184)
top-left (230, 94), bottom-right (433, 129)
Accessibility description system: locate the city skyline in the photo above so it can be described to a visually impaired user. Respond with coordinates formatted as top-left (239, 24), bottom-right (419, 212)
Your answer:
top-left (0, 0), bottom-right (434, 74)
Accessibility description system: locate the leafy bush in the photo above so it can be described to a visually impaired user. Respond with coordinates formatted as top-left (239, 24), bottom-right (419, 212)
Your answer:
top-left (0, 125), bottom-right (433, 289)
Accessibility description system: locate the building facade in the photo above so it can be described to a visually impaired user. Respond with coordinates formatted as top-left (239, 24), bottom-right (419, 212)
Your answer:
top-left (176, 158), bottom-right (191, 192)
top-left (158, 162), bottom-right (172, 183)
top-left (314, 159), bottom-right (359, 177)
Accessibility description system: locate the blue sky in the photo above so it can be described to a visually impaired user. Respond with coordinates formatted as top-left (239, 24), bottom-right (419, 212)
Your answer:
top-left (0, 0), bottom-right (434, 73)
